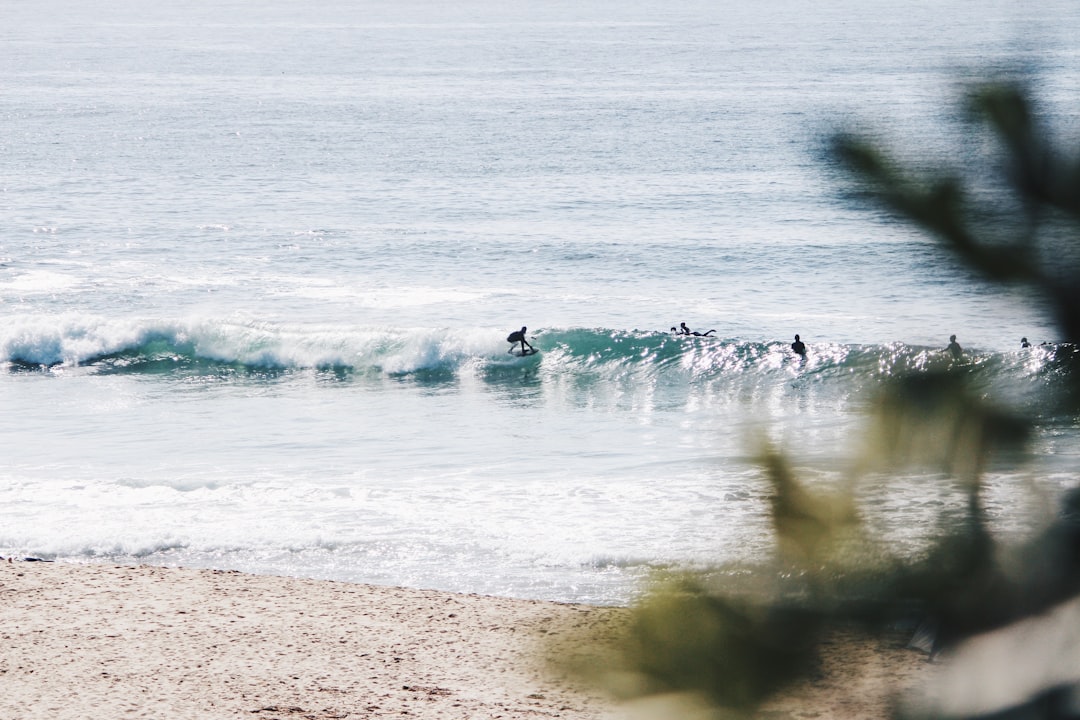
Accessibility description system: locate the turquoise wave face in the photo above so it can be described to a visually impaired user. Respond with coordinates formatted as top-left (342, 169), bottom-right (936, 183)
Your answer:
top-left (3, 317), bottom-right (1077, 412)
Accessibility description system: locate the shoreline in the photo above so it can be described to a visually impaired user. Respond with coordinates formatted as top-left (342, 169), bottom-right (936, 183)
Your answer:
top-left (0, 560), bottom-right (929, 719)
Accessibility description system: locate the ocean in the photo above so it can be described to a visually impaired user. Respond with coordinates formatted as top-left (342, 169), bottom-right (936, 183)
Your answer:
top-left (3, 0), bottom-right (1080, 605)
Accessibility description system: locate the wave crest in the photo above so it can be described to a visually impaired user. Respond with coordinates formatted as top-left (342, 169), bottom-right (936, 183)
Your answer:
top-left (2, 316), bottom-right (1075, 401)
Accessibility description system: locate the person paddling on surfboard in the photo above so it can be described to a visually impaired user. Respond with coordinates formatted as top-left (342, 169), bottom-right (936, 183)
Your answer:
top-left (679, 322), bottom-right (715, 337)
top-left (507, 326), bottom-right (535, 355)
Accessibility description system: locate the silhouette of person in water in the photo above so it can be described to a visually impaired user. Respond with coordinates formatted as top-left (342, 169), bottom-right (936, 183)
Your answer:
top-left (507, 326), bottom-right (534, 354)
top-left (1021, 337), bottom-right (1031, 348)
top-left (946, 334), bottom-right (963, 359)
top-left (791, 334), bottom-right (806, 357)
top-left (678, 322), bottom-right (716, 337)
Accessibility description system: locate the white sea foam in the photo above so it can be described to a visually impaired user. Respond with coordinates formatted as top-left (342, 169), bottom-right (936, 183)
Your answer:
top-left (1, 270), bottom-right (81, 295)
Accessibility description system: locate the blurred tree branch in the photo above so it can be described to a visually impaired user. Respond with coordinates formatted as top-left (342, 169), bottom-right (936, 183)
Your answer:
top-left (558, 79), bottom-right (1080, 720)
top-left (834, 83), bottom-right (1080, 341)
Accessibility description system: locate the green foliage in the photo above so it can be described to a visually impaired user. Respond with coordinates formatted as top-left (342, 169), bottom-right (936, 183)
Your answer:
top-left (868, 371), bottom-right (1030, 483)
top-left (559, 80), bottom-right (1080, 720)
top-left (607, 574), bottom-right (826, 715)
top-left (761, 447), bottom-right (861, 565)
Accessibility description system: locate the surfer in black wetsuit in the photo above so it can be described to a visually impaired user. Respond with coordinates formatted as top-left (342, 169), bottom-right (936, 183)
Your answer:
top-left (1021, 337), bottom-right (1031, 348)
top-left (507, 326), bottom-right (534, 354)
top-left (679, 322), bottom-right (716, 337)
top-left (791, 334), bottom-right (806, 357)
top-left (946, 334), bottom-right (962, 359)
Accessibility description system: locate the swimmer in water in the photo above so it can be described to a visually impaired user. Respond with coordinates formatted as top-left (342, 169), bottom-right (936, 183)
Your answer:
top-left (791, 334), bottom-right (806, 357)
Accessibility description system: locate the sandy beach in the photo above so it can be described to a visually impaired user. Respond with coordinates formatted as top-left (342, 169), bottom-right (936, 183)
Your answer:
top-left (0, 560), bottom-right (930, 720)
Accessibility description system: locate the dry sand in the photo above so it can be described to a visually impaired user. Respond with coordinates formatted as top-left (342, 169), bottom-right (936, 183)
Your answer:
top-left (0, 560), bottom-right (930, 720)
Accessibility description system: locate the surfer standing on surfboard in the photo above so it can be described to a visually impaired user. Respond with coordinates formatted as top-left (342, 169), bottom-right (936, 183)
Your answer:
top-left (507, 326), bottom-right (535, 354)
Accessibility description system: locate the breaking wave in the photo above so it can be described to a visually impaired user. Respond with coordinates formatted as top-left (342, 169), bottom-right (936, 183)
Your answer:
top-left (2, 314), bottom-right (1076, 407)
